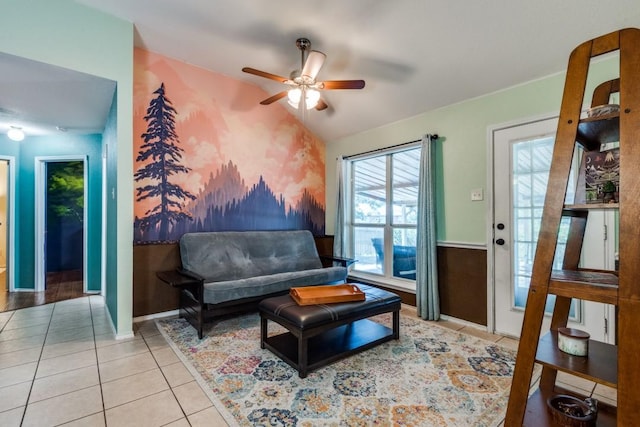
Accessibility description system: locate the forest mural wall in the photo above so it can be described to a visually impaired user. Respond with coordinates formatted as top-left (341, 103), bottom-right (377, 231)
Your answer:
top-left (133, 48), bottom-right (326, 243)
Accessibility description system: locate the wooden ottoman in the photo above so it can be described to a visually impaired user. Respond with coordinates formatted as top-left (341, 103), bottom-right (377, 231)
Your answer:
top-left (258, 284), bottom-right (401, 378)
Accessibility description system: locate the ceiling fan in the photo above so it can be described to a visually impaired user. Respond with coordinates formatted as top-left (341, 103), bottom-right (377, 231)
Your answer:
top-left (242, 38), bottom-right (365, 111)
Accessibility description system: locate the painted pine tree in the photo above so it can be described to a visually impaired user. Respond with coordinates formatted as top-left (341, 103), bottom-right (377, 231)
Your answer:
top-left (134, 83), bottom-right (195, 241)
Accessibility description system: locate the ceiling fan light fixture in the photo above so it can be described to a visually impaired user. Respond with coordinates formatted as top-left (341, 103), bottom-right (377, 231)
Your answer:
top-left (305, 89), bottom-right (320, 110)
top-left (7, 126), bottom-right (25, 141)
top-left (287, 88), bottom-right (302, 108)
top-left (287, 87), bottom-right (320, 110)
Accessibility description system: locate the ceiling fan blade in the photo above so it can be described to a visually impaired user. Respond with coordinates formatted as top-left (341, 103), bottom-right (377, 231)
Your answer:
top-left (315, 98), bottom-right (329, 111)
top-left (301, 50), bottom-right (326, 80)
top-left (320, 80), bottom-right (366, 90)
top-left (242, 67), bottom-right (289, 83)
top-left (260, 91), bottom-right (288, 105)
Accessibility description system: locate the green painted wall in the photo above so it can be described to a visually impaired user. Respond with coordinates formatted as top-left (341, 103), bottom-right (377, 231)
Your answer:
top-left (326, 57), bottom-right (620, 245)
top-left (0, 134), bottom-right (103, 291)
top-left (104, 93), bottom-right (119, 315)
top-left (1, 0), bottom-right (133, 334)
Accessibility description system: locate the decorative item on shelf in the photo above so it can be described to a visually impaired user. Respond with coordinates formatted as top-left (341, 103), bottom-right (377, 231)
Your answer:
top-left (547, 395), bottom-right (598, 427)
top-left (558, 327), bottom-right (590, 356)
top-left (602, 180), bottom-right (618, 203)
top-left (584, 146), bottom-right (619, 204)
top-left (587, 103), bottom-right (619, 118)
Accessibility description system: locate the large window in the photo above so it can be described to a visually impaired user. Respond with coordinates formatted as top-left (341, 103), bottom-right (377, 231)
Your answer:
top-left (347, 146), bottom-right (421, 286)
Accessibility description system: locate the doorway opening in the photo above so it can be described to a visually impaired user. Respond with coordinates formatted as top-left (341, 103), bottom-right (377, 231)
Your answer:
top-left (35, 156), bottom-right (88, 294)
top-left (0, 159), bottom-right (10, 292)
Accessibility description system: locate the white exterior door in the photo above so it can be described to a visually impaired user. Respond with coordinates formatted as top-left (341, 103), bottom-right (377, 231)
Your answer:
top-left (491, 117), bottom-right (616, 342)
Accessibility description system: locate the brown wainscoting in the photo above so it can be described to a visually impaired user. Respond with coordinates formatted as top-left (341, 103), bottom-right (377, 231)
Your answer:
top-left (132, 240), bottom-right (487, 325)
top-left (437, 245), bottom-right (487, 326)
top-left (376, 285), bottom-right (416, 306)
top-left (347, 246), bottom-right (487, 325)
top-left (133, 243), bottom-right (181, 317)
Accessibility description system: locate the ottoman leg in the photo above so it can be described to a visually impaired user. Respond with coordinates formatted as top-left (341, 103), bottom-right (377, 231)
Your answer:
top-left (298, 335), bottom-right (308, 378)
top-left (392, 310), bottom-right (400, 339)
top-left (260, 316), bottom-right (267, 349)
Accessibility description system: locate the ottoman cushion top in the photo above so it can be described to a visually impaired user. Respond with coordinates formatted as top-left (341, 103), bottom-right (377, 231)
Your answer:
top-left (259, 284), bottom-right (401, 330)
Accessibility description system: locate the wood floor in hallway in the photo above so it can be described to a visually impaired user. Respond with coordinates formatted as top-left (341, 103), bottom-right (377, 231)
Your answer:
top-left (0, 270), bottom-right (91, 312)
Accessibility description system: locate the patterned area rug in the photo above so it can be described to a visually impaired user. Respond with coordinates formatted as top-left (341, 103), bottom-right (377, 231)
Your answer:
top-left (157, 313), bottom-right (523, 426)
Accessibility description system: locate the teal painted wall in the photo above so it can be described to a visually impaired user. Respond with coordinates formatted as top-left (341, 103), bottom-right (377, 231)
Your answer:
top-left (1, 134), bottom-right (103, 291)
top-left (326, 57), bottom-right (620, 245)
top-left (1, 0), bottom-right (134, 334)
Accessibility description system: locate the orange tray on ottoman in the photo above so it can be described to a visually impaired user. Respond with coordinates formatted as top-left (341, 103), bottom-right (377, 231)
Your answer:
top-left (290, 284), bottom-right (366, 306)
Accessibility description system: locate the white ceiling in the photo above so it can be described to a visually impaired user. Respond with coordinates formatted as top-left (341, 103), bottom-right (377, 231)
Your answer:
top-left (2, 1), bottom-right (640, 142)
top-left (0, 52), bottom-right (116, 137)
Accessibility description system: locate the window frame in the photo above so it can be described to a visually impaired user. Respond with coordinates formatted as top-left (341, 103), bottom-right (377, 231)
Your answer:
top-left (344, 143), bottom-right (421, 292)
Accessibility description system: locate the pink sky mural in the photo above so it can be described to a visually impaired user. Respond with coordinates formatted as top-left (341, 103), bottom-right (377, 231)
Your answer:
top-left (133, 48), bottom-right (326, 224)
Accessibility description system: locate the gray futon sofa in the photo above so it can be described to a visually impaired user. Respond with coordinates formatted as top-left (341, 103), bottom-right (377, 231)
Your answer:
top-left (175, 230), bottom-right (350, 338)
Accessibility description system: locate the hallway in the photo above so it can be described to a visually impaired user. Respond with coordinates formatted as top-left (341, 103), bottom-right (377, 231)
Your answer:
top-left (0, 271), bottom-right (89, 312)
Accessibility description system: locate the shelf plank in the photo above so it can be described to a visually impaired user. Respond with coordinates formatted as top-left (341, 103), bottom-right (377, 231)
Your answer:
top-left (523, 387), bottom-right (616, 427)
top-left (536, 331), bottom-right (617, 388)
top-left (563, 203), bottom-right (619, 212)
top-left (549, 270), bottom-right (618, 305)
top-left (576, 113), bottom-right (619, 151)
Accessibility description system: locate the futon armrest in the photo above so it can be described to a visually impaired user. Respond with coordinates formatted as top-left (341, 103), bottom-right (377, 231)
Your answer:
top-left (319, 255), bottom-right (357, 268)
top-left (176, 268), bottom-right (206, 283)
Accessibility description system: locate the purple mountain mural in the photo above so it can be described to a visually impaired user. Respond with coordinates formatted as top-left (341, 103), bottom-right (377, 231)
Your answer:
top-left (134, 160), bottom-right (325, 244)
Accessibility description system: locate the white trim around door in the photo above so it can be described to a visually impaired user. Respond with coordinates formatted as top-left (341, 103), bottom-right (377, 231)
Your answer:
top-left (34, 155), bottom-right (89, 293)
top-left (0, 155), bottom-right (16, 292)
top-left (486, 113), bottom-right (558, 335)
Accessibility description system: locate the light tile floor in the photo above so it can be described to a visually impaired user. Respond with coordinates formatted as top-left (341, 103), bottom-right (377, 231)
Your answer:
top-left (0, 296), bottom-right (227, 427)
top-left (0, 298), bottom-right (616, 426)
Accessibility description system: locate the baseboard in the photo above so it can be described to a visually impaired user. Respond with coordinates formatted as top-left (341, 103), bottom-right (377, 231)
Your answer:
top-left (133, 309), bottom-right (180, 323)
top-left (440, 313), bottom-right (487, 331)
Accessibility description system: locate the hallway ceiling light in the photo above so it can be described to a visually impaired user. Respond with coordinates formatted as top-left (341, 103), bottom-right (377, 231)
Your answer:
top-left (7, 126), bottom-right (25, 141)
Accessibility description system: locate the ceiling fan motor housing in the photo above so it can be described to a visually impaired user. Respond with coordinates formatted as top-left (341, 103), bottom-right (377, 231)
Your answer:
top-left (295, 38), bottom-right (311, 51)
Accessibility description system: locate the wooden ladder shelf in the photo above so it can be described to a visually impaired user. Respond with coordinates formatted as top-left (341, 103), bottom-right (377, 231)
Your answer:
top-left (505, 28), bottom-right (640, 426)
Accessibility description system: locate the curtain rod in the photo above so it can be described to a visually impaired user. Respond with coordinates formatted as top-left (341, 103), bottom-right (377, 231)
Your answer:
top-left (343, 133), bottom-right (439, 160)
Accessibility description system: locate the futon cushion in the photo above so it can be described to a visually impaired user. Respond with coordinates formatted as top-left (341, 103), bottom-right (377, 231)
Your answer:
top-left (202, 266), bottom-right (347, 305)
top-left (180, 230), bottom-right (323, 282)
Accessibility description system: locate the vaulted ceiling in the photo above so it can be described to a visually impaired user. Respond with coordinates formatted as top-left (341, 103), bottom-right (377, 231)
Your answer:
top-left (2, 1), bottom-right (639, 142)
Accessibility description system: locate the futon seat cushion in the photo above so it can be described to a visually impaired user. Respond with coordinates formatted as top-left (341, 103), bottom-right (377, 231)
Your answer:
top-left (203, 266), bottom-right (347, 305)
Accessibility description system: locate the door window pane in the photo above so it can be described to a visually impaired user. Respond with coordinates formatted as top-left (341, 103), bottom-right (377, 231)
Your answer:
top-left (512, 136), bottom-right (577, 317)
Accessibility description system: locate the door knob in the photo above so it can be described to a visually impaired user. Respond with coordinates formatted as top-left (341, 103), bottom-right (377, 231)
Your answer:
top-left (495, 238), bottom-right (505, 246)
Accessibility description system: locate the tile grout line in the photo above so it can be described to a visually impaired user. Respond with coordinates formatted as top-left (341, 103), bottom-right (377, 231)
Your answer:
top-left (0, 308), bottom-right (16, 333)
top-left (19, 300), bottom-right (55, 426)
top-left (142, 325), bottom-right (193, 426)
top-left (88, 297), bottom-right (110, 427)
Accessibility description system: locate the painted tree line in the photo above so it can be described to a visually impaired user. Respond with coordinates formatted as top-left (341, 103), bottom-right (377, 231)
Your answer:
top-left (133, 83), bottom-right (325, 244)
